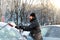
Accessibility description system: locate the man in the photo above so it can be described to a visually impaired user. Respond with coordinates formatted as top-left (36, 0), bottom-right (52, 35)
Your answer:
top-left (15, 13), bottom-right (43, 40)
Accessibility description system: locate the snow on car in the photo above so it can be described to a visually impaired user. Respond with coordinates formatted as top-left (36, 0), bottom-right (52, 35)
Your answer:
top-left (0, 22), bottom-right (34, 40)
top-left (0, 22), bottom-right (27, 40)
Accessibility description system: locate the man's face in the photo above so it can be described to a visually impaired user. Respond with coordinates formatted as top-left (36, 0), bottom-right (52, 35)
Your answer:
top-left (29, 16), bottom-right (33, 20)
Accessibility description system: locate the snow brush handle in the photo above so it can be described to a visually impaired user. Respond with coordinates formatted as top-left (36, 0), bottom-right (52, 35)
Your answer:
top-left (8, 23), bottom-right (13, 27)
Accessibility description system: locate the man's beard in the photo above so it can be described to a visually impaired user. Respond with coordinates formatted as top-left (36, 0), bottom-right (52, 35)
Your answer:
top-left (29, 18), bottom-right (33, 22)
top-left (30, 18), bottom-right (36, 22)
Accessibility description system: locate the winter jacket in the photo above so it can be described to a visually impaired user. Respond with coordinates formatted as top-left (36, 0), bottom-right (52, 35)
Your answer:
top-left (15, 18), bottom-right (43, 40)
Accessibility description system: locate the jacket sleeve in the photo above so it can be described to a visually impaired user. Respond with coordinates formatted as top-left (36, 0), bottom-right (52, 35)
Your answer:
top-left (20, 22), bottom-right (38, 31)
top-left (15, 21), bottom-right (39, 31)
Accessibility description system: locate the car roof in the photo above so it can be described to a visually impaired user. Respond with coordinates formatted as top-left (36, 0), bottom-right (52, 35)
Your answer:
top-left (42, 25), bottom-right (60, 28)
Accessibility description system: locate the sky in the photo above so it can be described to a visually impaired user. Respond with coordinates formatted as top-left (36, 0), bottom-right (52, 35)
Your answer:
top-left (22, 0), bottom-right (60, 9)
top-left (22, 0), bottom-right (41, 5)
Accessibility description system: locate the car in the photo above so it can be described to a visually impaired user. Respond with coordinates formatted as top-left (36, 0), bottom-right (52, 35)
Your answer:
top-left (5, 21), bottom-right (60, 40)
top-left (0, 22), bottom-right (33, 40)
top-left (41, 25), bottom-right (60, 40)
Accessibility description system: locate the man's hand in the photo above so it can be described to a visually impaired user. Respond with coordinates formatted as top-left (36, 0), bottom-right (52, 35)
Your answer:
top-left (15, 26), bottom-right (20, 29)
top-left (15, 25), bottom-right (22, 29)
top-left (15, 26), bottom-right (25, 29)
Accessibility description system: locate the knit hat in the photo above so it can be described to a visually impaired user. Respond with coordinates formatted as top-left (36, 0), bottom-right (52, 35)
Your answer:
top-left (30, 13), bottom-right (36, 17)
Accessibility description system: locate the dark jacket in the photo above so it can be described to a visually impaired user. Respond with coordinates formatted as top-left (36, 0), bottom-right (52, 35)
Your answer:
top-left (15, 18), bottom-right (42, 40)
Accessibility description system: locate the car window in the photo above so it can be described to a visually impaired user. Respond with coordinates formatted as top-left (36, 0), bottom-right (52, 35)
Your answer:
top-left (41, 26), bottom-right (60, 38)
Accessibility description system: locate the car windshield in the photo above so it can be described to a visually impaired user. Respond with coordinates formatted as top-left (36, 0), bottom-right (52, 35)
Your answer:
top-left (0, 22), bottom-right (21, 40)
top-left (0, 22), bottom-right (33, 40)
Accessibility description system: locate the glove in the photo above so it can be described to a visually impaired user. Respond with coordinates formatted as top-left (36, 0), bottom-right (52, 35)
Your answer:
top-left (19, 26), bottom-right (24, 29)
top-left (15, 26), bottom-right (18, 29)
top-left (15, 25), bottom-right (25, 30)
top-left (15, 26), bottom-right (23, 29)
